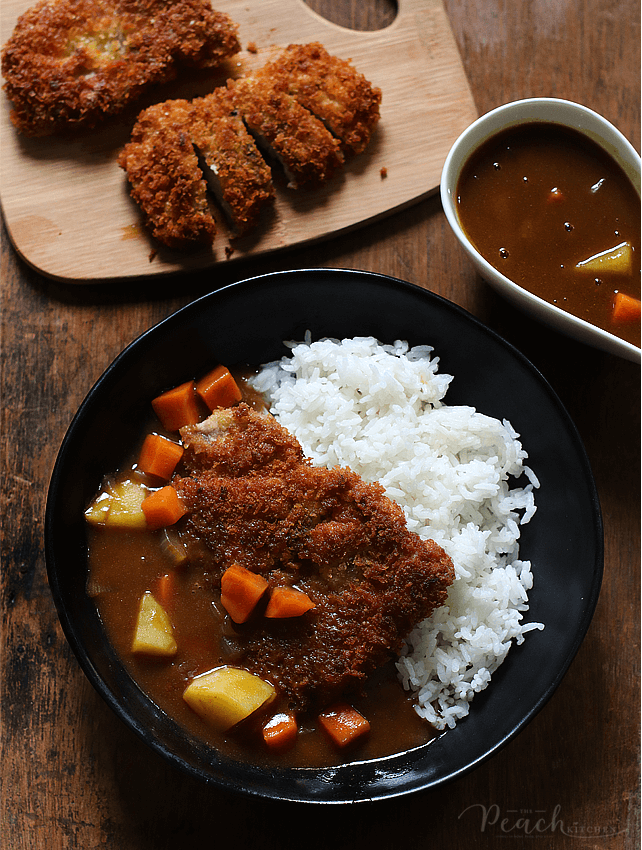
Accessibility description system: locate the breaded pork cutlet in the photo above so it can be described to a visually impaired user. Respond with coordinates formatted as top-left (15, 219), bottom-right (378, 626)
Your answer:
top-left (117, 100), bottom-right (217, 248)
top-left (257, 42), bottom-right (381, 155)
top-left (119, 91), bottom-right (275, 246)
top-left (226, 75), bottom-right (344, 189)
top-left (175, 405), bottom-right (455, 712)
top-left (190, 89), bottom-right (275, 235)
top-left (1, 0), bottom-right (239, 136)
top-left (116, 43), bottom-right (380, 247)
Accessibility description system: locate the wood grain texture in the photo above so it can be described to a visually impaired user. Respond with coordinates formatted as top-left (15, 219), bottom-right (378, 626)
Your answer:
top-left (1, 0), bottom-right (639, 848)
top-left (0, 0), bottom-right (476, 281)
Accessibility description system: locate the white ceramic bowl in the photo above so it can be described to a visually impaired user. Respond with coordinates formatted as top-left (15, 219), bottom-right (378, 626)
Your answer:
top-left (440, 98), bottom-right (641, 363)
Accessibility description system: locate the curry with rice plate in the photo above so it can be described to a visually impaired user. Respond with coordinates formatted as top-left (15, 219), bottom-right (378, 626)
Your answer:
top-left (85, 337), bottom-right (543, 767)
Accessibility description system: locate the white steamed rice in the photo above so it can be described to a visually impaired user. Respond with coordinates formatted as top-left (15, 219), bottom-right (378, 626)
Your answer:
top-left (250, 336), bottom-right (544, 730)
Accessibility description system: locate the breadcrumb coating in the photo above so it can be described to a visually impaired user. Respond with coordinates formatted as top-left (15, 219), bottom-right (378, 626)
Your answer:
top-left (119, 89), bottom-right (276, 245)
top-left (176, 405), bottom-right (454, 711)
top-left (117, 100), bottom-right (217, 248)
top-left (257, 42), bottom-right (381, 155)
top-left (226, 75), bottom-right (344, 189)
top-left (1, 0), bottom-right (240, 136)
top-left (190, 89), bottom-right (275, 234)
top-left (115, 42), bottom-right (380, 248)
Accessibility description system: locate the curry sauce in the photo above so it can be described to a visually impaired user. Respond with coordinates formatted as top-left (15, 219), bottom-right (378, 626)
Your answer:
top-left (88, 524), bottom-right (435, 767)
top-left (456, 122), bottom-right (641, 347)
top-left (86, 376), bottom-right (440, 768)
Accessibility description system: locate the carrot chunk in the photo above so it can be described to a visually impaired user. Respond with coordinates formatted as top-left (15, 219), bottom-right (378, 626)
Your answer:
top-left (262, 712), bottom-right (298, 751)
top-left (138, 433), bottom-right (184, 480)
top-left (196, 365), bottom-right (243, 410)
top-left (220, 564), bottom-right (269, 624)
top-left (141, 485), bottom-right (187, 530)
top-left (265, 586), bottom-right (315, 618)
top-left (152, 381), bottom-right (201, 431)
top-left (613, 292), bottom-right (641, 323)
top-left (318, 703), bottom-right (370, 748)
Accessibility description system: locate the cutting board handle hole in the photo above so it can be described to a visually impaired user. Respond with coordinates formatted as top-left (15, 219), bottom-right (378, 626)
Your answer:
top-left (303, 0), bottom-right (398, 31)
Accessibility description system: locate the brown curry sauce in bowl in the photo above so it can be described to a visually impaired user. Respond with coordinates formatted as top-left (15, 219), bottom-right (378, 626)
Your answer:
top-left (441, 99), bottom-right (641, 361)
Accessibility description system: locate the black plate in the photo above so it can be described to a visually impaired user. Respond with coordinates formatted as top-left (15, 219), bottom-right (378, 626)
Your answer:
top-left (45, 269), bottom-right (603, 803)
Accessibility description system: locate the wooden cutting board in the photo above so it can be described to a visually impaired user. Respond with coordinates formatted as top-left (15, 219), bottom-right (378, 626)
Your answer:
top-left (0, 0), bottom-right (477, 282)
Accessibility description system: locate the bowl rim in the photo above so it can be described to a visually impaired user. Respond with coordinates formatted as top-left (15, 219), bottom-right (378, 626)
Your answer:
top-left (44, 268), bottom-right (605, 803)
top-left (440, 97), bottom-right (641, 364)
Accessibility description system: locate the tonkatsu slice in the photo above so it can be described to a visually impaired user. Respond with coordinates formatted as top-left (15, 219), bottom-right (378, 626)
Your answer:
top-left (117, 99), bottom-right (217, 249)
top-left (190, 89), bottom-right (275, 234)
top-left (257, 42), bottom-right (381, 155)
top-left (226, 75), bottom-right (344, 189)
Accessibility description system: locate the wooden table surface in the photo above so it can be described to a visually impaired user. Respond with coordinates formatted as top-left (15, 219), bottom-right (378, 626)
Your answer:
top-left (2, 0), bottom-right (639, 847)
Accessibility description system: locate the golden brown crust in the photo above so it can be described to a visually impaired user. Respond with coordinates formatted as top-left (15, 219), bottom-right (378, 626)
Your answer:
top-left (190, 89), bottom-right (275, 234)
top-left (1, 0), bottom-right (240, 136)
top-left (118, 89), bottom-right (276, 246)
top-left (114, 42), bottom-right (380, 247)
top-left (117, 100), bottom-right (217, 248)
top-left (180, 405), bottom-right (304, 477)
top-left (226, 75), bottom-right (344, 189)
top-left (175, 405), bottom-right (455, 710)
top-left (257, 42), bottom-right (381, 155)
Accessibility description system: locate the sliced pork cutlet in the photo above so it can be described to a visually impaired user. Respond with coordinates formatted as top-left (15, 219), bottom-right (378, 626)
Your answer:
top-left (189, 89), bottom-right (275, 235)
top-left (257, 42), bottom-right (382, 155)
top-left (226, 75), bottom-right (344, 189)
top-left (118, 99), bottom-right (217, 249)
top-left (174, 404), bottom-right (455, 712)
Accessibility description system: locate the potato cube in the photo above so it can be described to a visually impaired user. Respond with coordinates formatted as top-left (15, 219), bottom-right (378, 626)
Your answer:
top-left (84, 490), bottom-right (113, 525)
top-left (131, 591), bottom-right (177, 657)
top-left (576, 241), bottom-right (633, 274)
top-left (104, 479), bottom-right (148, 529)
top-left (183, 666), bottom-right (275, 731)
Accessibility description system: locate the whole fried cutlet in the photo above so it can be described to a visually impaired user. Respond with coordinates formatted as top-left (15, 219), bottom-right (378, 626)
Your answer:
top-left (174, 404), bottom-right (454, 711)
top-left (226, 75), bottom-right (344, 189)
top-left (256, 42), bottom-right (381, 155)
top-left (190, 89), bottom-right (275, 235)
top-left (117, 99), bottom-right (217, 248)
top-left (1, 0), bottom-right (240, 136)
